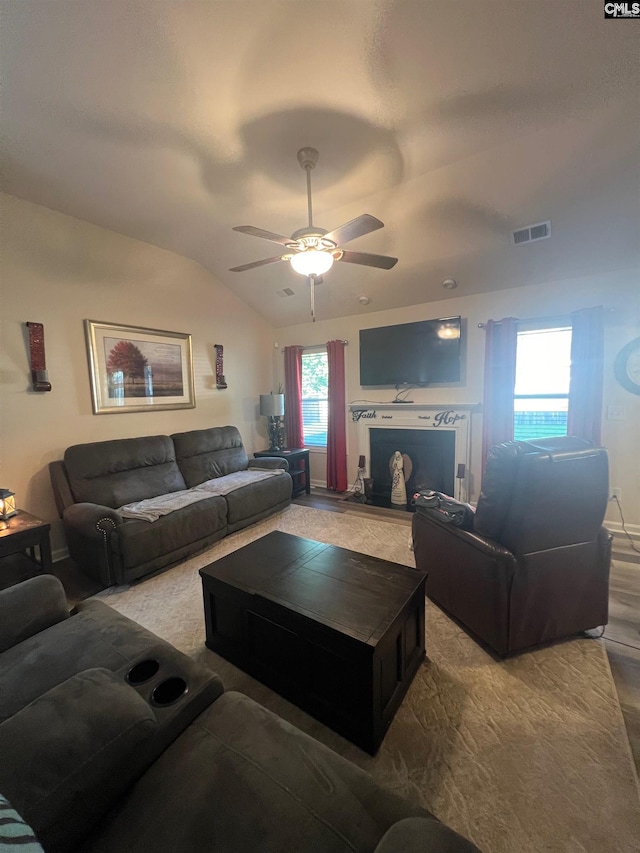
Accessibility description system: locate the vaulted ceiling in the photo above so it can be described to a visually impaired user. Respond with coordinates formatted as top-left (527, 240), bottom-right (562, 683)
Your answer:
top-left (2, 1), bottom-right (638, 326)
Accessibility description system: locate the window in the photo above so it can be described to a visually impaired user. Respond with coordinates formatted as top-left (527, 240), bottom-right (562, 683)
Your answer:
top-left (301, 349), bottom-right (328, 447)
top-left (514, 326), bottom-right (572, 441)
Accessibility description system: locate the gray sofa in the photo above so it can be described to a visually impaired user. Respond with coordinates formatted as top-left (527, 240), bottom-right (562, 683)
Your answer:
top-left (0, 576), bottom-right (481, 853)
top-left (49, 426), bottom-right (292, 587)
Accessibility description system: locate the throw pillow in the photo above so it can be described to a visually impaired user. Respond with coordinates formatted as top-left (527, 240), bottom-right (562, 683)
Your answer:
top-left (0, 794), bottom-right (44, 852)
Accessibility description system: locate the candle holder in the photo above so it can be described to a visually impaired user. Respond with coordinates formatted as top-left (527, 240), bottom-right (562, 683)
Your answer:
top-left (0, 489), bottom-right (17, 521)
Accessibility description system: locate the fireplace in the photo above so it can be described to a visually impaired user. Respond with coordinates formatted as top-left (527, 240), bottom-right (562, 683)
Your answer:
top-left (350, 403), bottom-right (478, 506)
top-left (369, 428), bottom-right (455, 508)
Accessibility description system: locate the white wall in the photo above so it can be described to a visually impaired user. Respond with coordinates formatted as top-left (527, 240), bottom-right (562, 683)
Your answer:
top-left (274, 272), bottom-right (640, 534)
top-left (0, 195), bottom-right (277, 554)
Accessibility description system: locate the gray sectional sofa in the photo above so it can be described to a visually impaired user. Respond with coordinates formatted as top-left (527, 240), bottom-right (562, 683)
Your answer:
top-left (49, 426), bottom-right (292, 587)
top-left (0, 575), bottom-right (481, 853)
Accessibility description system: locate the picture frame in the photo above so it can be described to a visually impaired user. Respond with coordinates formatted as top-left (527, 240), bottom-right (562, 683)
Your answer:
top-left (85, 320), bottom-right (195, 414)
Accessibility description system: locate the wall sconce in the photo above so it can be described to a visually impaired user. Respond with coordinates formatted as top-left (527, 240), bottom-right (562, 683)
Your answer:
top-left (0, 489), bottom-right (17, 521)
top-left (259, 394), bottom-right (285, 452)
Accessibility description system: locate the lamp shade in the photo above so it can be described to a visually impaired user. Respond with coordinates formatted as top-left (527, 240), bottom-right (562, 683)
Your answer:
top-left (260, 393), bottom-right (285, 417)
top-left (290, 249), bottom-right (334, 277)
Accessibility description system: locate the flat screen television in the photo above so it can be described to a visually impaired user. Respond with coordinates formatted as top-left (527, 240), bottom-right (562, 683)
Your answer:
top-left (359, 316), bottom-right (461, 386)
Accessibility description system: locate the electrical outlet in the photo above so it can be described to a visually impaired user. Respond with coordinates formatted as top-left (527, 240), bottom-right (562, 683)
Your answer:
top-left (607, 405), bottom-right (626, 421)
top-left (609, 486), bottom-right (622, 502)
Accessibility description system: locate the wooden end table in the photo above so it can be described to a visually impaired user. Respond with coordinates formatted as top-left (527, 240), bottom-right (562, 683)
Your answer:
top-left (0, 509), bottom-right (53, 588)
top-left (254, 448), bottom-right (310, 498)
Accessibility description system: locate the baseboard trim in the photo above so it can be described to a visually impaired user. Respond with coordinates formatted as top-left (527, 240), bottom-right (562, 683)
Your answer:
top-left (52, 546), bottom-right (69, 563)
top-left (607, 521), bottom-right (640, 543)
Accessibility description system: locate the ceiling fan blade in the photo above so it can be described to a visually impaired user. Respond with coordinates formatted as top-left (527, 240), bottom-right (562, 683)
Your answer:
top-left (323, 214), bottom-right (384, 246)
top-left (229, 256), bottom-right (285, 272)
top-left (233, 226), bottom-right (293, 247)
top-left (338, 250), bottom-right (398, 270)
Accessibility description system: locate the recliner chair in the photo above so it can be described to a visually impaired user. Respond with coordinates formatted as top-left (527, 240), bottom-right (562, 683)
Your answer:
top-left (412, 436), bottom-right (612, 656)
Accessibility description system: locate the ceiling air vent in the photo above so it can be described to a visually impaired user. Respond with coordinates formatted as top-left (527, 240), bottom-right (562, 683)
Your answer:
top-left (511, 220), bottom-right (551, 246)
top-left (276, 287), bottom-right (295, 298)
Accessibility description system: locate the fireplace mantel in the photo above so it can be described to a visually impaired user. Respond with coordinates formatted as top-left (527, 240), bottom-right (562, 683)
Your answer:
top-left (349, 403), bottom-right (481, 501)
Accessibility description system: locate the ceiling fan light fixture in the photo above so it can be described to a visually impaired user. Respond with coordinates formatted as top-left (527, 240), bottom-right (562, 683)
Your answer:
top-left (229, 149), bottom-right (397, 323)
top-left (290, 249), bottom-right (334, 277)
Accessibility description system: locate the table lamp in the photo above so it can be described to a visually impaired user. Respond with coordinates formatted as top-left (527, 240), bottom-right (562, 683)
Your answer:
top-left (259, 393), bottom-right (285, 451)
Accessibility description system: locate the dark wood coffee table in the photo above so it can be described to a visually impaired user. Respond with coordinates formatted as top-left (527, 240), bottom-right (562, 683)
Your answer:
top-left (199, 531), bottom-right (426, 754)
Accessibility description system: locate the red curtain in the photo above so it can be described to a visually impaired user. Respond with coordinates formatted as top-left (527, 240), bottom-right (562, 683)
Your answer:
top-left (567, 306), bottom-right (604, 445)
top-left (283, 346), bottom-right (304, 450)
top-left (326, 340), bottom-right (348, 492)
top-left (481, 318), bottom-right (518, 475)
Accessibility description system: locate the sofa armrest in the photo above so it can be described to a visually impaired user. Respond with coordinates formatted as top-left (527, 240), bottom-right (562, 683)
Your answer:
top-left (63, 503), bottom-right (124, 588)
top-left (0, 668), bottom-right (157, 852)
top-left (0, 575), bottom-right (69, 653)
top-left (64, 501), bottom-right (123, 531)
top-left (412, 491), bottom-right (475, 530)
top-left (374, 817), bottom-right (481, 853)
top-left (413, 509), bottom-right (515, 563)
top-left (248, 457), bottom-right (289, 471)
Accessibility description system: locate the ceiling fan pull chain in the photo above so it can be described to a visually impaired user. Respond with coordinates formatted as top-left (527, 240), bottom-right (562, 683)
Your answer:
top-left (310, 275), bottom-right (316, 322)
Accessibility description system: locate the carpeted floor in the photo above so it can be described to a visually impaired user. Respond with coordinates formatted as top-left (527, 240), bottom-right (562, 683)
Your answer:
top-left (99, 504), bottom-right (640, 853)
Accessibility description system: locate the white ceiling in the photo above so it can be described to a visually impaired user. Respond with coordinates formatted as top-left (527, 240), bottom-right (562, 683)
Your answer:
top-left (2, 0), bottom-right (638, 326)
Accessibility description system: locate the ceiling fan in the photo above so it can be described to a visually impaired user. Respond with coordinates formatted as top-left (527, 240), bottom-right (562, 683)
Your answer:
top-left (229, 147), bottom-right (398, 320)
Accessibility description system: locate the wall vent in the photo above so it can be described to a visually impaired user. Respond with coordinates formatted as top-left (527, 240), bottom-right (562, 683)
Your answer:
top-left (511, 220), bottom-right (551, 245)
top-left (276, 287), bottom-right (295, 298)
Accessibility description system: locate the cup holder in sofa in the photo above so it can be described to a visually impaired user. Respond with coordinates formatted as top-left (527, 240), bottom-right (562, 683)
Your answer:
top-left (150, 677), bottom-right (188, 707)
top-left (126, 659), bottom-right (161, 686)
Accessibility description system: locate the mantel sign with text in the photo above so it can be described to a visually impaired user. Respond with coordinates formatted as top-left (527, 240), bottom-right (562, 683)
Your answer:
top-left (85, 320), bottom-right (195, 414)
top-left (352, 408), bottom-right (467, 427)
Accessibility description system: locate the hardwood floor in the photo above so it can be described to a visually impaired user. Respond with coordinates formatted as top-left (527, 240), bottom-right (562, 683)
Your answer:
top-left (602, 553), bottom-right (640, 775)
top-left (293, 489), bottom-right (414, 526)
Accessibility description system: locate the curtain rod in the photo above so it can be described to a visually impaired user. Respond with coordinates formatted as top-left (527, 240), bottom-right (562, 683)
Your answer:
top-left (280, 340), bottom-right (348, 350)
top-left (478, 307), bottom-right (613, 328)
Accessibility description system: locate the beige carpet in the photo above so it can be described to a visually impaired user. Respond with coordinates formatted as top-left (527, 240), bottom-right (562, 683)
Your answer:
top-left (99, 505), bottom-right (640, 853)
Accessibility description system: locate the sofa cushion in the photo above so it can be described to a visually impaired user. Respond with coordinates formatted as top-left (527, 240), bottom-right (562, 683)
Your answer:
top-left (64, 435), bottom-right (187, 507)
top-left (0, 668), bottom-right (158, 853)
top-left (473, 437), bottom-right (606, 549)
top-left (113, 494), bottom-right (227, 571)
top-left (81, 691), bottom-right (434, 853)
top-left (225, 474), bottom-right (292, 528)
top-left (0, 599), bottom-right (195, 722)
top-left (473, 441), bottom-right (522, 541)
top-left (0, 575), bottom-right (69, 653)
top-left (172, 426), bottom-right (249, 487)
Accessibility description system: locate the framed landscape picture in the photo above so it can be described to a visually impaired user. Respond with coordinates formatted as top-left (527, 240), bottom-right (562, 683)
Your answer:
top-left (85, 320), bottom-right (195, 414)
